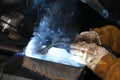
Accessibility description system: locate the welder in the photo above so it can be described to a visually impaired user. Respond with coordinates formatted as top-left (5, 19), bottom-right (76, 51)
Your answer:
top-left (71, 1), bottom-right (120, 79)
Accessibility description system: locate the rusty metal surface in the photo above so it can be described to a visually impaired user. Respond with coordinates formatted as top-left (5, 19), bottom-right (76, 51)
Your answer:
top-left (23, 56), bottom-right (83, 80)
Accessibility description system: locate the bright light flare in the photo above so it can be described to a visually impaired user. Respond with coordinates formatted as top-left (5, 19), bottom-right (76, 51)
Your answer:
top-left (25, 38), bottom-right (84, 67)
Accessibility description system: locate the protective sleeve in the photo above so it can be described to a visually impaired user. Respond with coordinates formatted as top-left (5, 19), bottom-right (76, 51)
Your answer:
top-left (93, 25), bottom-right (120, 55)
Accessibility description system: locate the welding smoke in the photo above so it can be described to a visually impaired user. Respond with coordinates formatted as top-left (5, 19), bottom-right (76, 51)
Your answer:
top-left (25, 0), bottom-right (84, 67)
top-left (31, 0), bottom-right (83, 52)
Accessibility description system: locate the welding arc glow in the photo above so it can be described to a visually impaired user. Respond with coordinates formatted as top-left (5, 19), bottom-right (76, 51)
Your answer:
top-left (25, 39), bottom-right (84, 67)
top-left (25, 13), bottom-right (84, 68)
top-left (25, 35), bottom-right (84, 67)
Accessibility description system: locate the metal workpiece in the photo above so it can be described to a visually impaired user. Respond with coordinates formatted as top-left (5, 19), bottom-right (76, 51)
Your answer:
top-left (0, 11), bottom-right (34, 41)
top-left (23, 57), bottom-right (84, 80)
top-left (0, 12), bottom-right (25, 32)
top-left (0, 22), bottom-right (12, 32)
top-left (0, 12), bottom-right (25, 41)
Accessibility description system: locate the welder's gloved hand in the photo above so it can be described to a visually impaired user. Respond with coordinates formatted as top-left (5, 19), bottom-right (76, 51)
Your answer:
top-left (75, 31), bottom-right (101, 45)
top-left (70, 41), bottom-right (108, 70)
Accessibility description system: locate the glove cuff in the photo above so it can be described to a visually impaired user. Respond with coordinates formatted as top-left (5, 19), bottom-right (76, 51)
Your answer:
top-left (86, 46), bottom-right (108, 70)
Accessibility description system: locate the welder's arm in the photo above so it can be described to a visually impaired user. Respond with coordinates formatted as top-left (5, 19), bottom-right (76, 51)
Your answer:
top-left (77, 25), bottom-right (120, 55)
top-left (93, 25), bottom-right (120, 54)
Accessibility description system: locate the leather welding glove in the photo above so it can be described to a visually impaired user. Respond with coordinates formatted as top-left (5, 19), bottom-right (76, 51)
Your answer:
top-left (77, 25), bottom-right (120, 55)
top-left (75, 31), bottom-right (101, 45)
top-left (70, 41), bottom-right (108, 70)
top-left (70, 40), bottom-right (120, 80)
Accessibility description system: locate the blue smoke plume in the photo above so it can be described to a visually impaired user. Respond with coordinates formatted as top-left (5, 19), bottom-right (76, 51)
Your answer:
top-left (25, 0), bottom-right (84, 67)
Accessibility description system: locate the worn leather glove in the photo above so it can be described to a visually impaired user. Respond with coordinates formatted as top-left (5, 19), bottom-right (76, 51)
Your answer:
top-left (70, 41), bottom-right (108, 70)
top-left (75, 31), bottom-right (101, 45)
